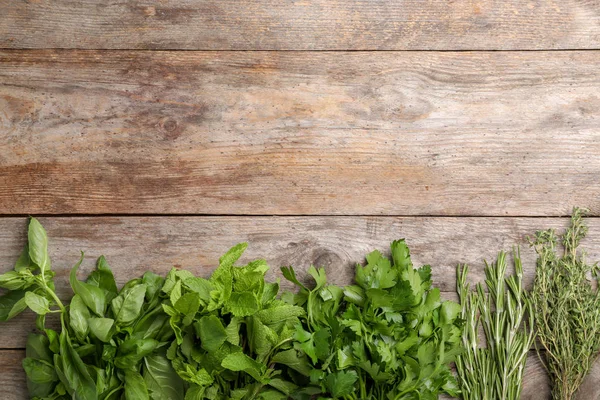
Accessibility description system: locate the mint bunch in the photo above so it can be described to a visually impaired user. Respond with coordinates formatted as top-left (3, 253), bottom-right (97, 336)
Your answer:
top-left (281, 239), bottom-right (462, 399)
top-left (161, 242), bottom-right (308, 399)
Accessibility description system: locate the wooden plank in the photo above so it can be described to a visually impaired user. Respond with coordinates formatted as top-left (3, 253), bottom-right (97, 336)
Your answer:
top-left (0, 350), bottom-right (27, 399)
top-left (1, 50), bottom-right (600, 216)
top-left (2, 216), bottom-right (600, 348)
top-left (1, 1), bottom-right (600, 50)
top-left (0, 350), bottom-right (558, 399)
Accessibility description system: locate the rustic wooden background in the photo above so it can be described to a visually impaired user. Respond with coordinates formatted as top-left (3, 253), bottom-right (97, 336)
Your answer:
top-left (1, 1), bottom-right (600, 398)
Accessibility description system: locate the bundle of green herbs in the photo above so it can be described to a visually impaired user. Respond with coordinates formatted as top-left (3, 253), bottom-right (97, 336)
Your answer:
top-left (281, 239), bottom-right (463, 400)
top-left (530, 208), bottom-right (600, 400)
top-left (0, 219), bottom-right (463, 399)
top-left (455, 250), bottom-right (534, 400)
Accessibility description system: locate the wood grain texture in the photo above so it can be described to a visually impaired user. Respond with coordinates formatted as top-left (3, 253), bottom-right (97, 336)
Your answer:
top-left (2, 216), bottom-right (600, 348)
top-left (1, 1), bottom-right (600, 50)
top-left (1, 50), bottom-right (600, 216)
top-left (0, 350), bottom-right (27, 399)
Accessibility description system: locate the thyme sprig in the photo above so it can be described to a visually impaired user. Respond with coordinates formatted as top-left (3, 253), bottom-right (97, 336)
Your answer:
top-left (531, 208), bottom-right (600, 400)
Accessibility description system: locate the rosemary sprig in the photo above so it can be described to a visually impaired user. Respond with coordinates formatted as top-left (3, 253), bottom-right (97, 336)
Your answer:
top-left (531, 208), bottom-right (600, 400)
top-left (456, 250), bottom-right (534, 400)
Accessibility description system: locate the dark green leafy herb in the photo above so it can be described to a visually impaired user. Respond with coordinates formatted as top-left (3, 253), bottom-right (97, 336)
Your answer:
top-left (531, 209), bottom-right (600, 400)
top-left (282, 239), bottom-right (463, 399)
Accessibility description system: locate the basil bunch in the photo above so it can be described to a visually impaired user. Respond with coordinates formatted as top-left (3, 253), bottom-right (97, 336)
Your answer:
top-left (0, 218), bottom-right (176, 400)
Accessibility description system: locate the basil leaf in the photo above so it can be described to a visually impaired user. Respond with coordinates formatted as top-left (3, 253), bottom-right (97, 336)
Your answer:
top-left (115, 338), bottom-right (159, 369)
top-left (22, 357), bottom-right (57, 383)
top-left (28, 217), bottom-right (50, 274)
top-left (111, 284), bottom-right (147, 326)
top-left (25, 292), bottom-right (50, 315)
top-left (0, 270), bottom-right (26, 290)
top-left (69, 294), bottom-right (90, 341)
top-left (14, 244), bottom-right (33, 272)
top-left (0, 290), bottom-right (26, 321)
top-left (86, 256), bottom-right (118, 302)
top-left (124, 369), bottom-right (149, 400)
top-left (143, 354), bottom-right (184, 400)
top-left (70, 253), bottom-right (106, 316)
top-left (88, 317), bottom-right (115, 342)
top-left (59, 331), bottom-right (97, 400)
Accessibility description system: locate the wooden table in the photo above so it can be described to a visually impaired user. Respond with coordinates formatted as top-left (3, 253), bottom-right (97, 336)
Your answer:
top-left (1, 1), bottom-right (600, 398)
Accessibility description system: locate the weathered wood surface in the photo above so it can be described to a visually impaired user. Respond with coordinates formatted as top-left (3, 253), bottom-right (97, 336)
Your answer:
top-left (1, 1), bottom-right (600, 50)
top-left (2, 216), bottom-right (599, 348)
top-left (1, 50), bottom-right (600, 216)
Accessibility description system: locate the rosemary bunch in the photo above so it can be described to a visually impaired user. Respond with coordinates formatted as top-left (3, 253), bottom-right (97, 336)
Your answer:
top-left (456, 250), bottom-right (534, 400)
top-left (531, 208), bottom-right (600, 400)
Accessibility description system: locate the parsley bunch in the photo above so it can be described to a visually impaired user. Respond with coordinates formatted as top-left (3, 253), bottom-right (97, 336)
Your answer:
top-left (281, 239), bottom-right (463, 399)
top-left (531, 209), bottom-right (600, 400)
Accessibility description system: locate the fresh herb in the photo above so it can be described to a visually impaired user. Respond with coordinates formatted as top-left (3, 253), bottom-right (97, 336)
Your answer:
top-left (455, 250), bottom-right (534, 400)
top-left (530, 208), bottom-right (600, 400)
top-left (161, 242), bottom-right (308, 399)
top-left (282, 239), bottom-right (463, 399)
top-left (0, 218), bottom-right (179, 400)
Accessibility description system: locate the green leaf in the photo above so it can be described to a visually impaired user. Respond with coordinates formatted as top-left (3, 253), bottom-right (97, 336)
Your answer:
top-left (280, 266), bottom-right (306, 290)
top-left (124, 370), bottom-right (149, 400)
top-left (88, 318), bottom-right (115, 342)
top-left (111, 284), bottom-right (147, 326)
top-left (86, 256), bottom-right (118, 302)
top-left (221, 352), bottom-right (266, 382)
top-left (227, 291), bottom-right (259, 317)
top-left (391, 239), bottom-right (412, 271)
top-left (174, 292), bottom-right (201, 326)
top-left (26, 333), bottom-right (53, 362)
top-left (183, 277), bottom-right (213, 304)
top-left (22, 357), bottom-right (57, 383)
top-left (225, 316), bottom-right (241, 345)
top-left (142, 271), bottom-right (164, 301)
top-left (59, 331), bottom-right (97, 400)
top-left (28, 217), bottom-right (50, 274)
top-left (14, 244), bottom-right (33, 272)
top-left (308, 266), bottom-right (327, 290)
top-left (69, 294), bottom-right (90, 341)
top-left (440, 301), bottom-right (461, 324)
top-left (115, 338), bottom-right (159, 369)
top-left (325, 370), bottom-right (358, 397)
top-left (196, 315), bottom-right (227, 352)
top-left (220, 242), bottom-right (248, 268)
top-left (24, 292), bottom-right (50, 315)
top-left (0, 290), bottom-right (26, 321)
top-left (70, 253), bottom-right (106, 316)
top-left (271, 349), bottom-right (311, 376)
top-left (254, 304), bottom-right (305, 326)
top-left (144, 354), bottom-right (184, 400)
top-left (268, 378), bottom-right (299, 395)
top-left (0, 271), bottom-right (26, 290)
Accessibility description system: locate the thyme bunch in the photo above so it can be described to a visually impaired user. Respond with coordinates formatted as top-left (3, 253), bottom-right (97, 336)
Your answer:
top-left (531, 208), bottom-right (600, 400)
top-left (456, 250), bottom-right (534, 400)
